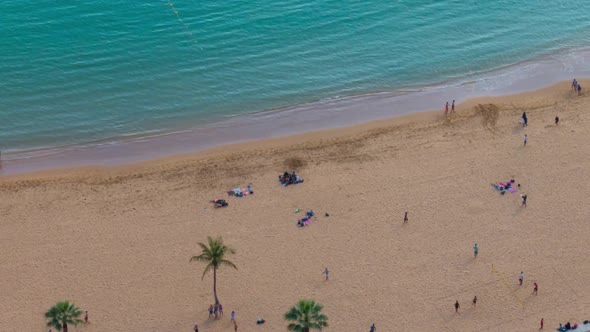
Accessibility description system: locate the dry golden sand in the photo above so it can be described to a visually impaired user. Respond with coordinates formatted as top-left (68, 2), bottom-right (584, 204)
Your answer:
top-left (1, 81), bottom-right (590, 332)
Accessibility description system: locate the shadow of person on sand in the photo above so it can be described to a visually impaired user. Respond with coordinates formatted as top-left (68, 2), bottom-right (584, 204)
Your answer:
top-left (511, 203), bottom-right (526, 217)
top-left (511, 122), bottom-right (524, 135)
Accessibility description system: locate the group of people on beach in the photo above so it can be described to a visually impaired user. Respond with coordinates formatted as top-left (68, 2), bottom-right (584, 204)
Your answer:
top-left (444, 100), bottom-right (455, 115)
top-left (279, 171), bottom-right (304, 186)
top-left (450, 84), bottom-right (584, 329)
top-left (572, 78), bottom-right (583, 95)
top-left (204, 84), bottom-right (578, 330)
top-left (208, 303), bottom-right (223, 319)
top-left (197, 304), bottom-right (237, 331)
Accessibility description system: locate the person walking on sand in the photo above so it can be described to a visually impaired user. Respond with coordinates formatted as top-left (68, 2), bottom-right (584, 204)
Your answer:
top-left (370, 323), bottom-right (376, 332)
top-left (231, 310), bottom-right (236, 322)
top-left (214, 304), bottom-right (219, 319)
top-left (472, 296), bottom-right (477, 307)
top-left (473, 243), bottom-right (478, 258)
top-left (578, 83), bottom-right (583, 95)
top-left (572, 78), bottom-right (577, 91)
top-left (451, 100), bottom-right (455, 113)
top-left (84, 311), bottom-right (89, 324)
top-left (533, 282), bottom-right (538, 295)
top-left (194, 322), bottom-right (199, 332)
top-left (208, 305), bottom-right (213, 319)
top-left (522, 112), bottom-right (528, 127)
top-left (445, 102), bottom-right (449, 115)
top-left (323, 267), bottom-right (329, 281)
top-left (521, 194), bottom-right (527, 207)
top-left (519, 271), bottom-right (525, 286)
top-left (523, 134), bottom-right (528, 146)
top-left (555, 115), bottom-right (559, 125)
top-left (403, 211), bottom-right (408, 224)
top-left (454, 300), bottom-right (460, 313)
top-left (540, 318), bottom-right (544, 329)
top-left (219, 303), bottom-right (223, 317)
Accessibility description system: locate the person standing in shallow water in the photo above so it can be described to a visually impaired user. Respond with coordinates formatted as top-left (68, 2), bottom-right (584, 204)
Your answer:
top-left (451, 100), bottom-right (455, 113)
top-left (445, 102), bottom-right (449, 115)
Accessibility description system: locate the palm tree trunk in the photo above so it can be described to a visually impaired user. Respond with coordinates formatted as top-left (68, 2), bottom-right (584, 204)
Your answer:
top-left (63, 322), bottom-right (68, 332)
top-left (213, 266), bottom-right (220, 305)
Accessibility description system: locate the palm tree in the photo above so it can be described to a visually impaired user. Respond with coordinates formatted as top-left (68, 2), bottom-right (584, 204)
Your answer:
top-left (190, 236), bottom-right (237, 305)
top-left (285, 300), bottom-right (328, 331)
top-left (45, 301), bottom-right (84, 332)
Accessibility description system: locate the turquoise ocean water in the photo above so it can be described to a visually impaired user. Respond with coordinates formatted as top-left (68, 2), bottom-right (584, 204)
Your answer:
top-left (2, 1), bottom-right (590, 168)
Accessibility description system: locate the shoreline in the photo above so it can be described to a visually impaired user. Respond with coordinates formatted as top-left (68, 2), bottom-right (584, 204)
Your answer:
top-left (0, 78), bottom-right (584, 182)
top-left (3, 44), bottom-right (590, 175)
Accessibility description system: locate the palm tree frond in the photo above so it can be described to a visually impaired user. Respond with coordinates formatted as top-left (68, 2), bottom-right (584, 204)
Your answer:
top-left (219, 259), bottom-right (238, 270)
top-left (285, 300), bottom-right (328, 331)
top-left (45, 301), bottom-right (83, 331)
top-left (189, 253), bottom-right (211, 263)
top-left (201, 262), bottom-right (213, 280)
top-left (287, 323), bottom-right (304, 331)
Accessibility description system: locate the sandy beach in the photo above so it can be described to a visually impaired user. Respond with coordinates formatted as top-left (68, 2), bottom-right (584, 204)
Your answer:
top-left (1, 80), bottom-right (590, 331)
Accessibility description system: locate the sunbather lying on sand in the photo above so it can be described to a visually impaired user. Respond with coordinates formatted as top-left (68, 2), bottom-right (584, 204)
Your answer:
top-left (297, 217), bottom-right (310, 227)
top-left (210, 199), bottom-right (228, 208)
top-left (227, 184), bottom-right (254, 197)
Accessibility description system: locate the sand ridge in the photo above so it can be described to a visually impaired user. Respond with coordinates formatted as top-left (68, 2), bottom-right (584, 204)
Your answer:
top-left (1, 81), bottom-right (590, 331)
